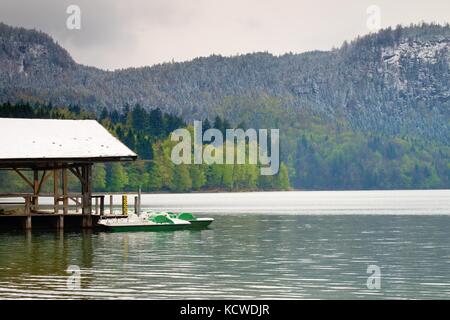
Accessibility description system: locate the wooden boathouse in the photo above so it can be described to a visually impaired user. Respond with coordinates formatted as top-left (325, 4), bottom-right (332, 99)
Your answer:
top-left (0, 118), bottom-right (137, 229)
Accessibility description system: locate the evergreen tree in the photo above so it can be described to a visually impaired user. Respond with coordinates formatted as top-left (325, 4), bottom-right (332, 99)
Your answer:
top-left (131, 104), bottom-right (149, 131)
top-left (149, 108), bottom-right (164, 136)
top-left (203, 118), bottom-right (212, 134)
top-left (213, 116), bottom-right (223, 133)
top-left (99, 107), bottom-right (109, 121)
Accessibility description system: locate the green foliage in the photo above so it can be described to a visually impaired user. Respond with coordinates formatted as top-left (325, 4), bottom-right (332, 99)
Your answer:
top-left (93, 164), bottom-right (106, 190)
top-left (1, 100), bottom-right (447, 192)
top-left (108, 163), bottom-right (128, 192)
top-left (290, 124), bottom-right (449, 190)
top-left (276, 163), bottom-right (290, 190)
top-left (172, 165), bottom-right (192, 192)
top-left (190, 165), bottom-right (206, 190)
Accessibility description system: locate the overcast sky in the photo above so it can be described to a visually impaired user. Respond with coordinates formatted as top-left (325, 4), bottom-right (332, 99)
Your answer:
top-left (0, 0), bottom-right (449, 70)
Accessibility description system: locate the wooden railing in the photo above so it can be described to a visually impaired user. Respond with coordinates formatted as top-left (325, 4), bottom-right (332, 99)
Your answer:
top-left (0, 193), bottom-right (106, 215)
top-left (0, 194), bottom-right (32, 215)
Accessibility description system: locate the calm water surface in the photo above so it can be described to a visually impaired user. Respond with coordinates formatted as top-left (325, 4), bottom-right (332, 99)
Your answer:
top-left (0, 190), bottom-right (450, 299)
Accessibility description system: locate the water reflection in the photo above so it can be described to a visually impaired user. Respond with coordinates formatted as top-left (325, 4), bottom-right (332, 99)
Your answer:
top-left (0, 215), bottom-right (450, 299)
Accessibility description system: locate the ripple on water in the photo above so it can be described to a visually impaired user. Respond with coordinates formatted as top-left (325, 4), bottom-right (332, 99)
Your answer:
top-left (1, 213), bottom-right (450, 299)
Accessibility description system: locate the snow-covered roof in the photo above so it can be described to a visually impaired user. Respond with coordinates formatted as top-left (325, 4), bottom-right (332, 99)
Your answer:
top-left (0, 118), bottom-right (137, 161)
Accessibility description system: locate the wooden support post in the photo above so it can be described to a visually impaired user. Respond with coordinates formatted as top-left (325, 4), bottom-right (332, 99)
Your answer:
top-left (110, 195), bottom-right (113, 215)
top-left (81, 164), bottom-right (93, 228)
top-left (53, 169), bottom-right (60, 214)
top-left (137, 187), bottom-right (141, 216)
top-left (56, 215), bottom-right (64, 229)
top-left (62, 168), bottom-right (68, 215)
top-left (24, 195), bottom-right (31, 230)
top-left (24, 216), bottom-right (32, 230)
top-left (33, 170), bottom-right (39, 212)
top-left (95, 197), bottom-right (99, 215)
top-left (71, 196), bottom-right (80, 213)
top-left (24, 195), bottom-right (31, 215)
top-left (100, 196), bottom-right (105, 216)
top-left (134, 196), bottom-right (138, 214)
top-left (122, 195), bottom-right (128, 215)
top-left (37, 170), bottom-right (50, 194)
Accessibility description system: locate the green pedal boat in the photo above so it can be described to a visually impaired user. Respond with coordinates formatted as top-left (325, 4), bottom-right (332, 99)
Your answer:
top-left (170, 212), bottom-right (215, 229)
top-left (97, 211), bottom-right (214, 232)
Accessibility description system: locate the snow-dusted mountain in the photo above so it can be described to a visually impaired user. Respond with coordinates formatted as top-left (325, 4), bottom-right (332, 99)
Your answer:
top-left (0, 22), bottom-right (449, 142)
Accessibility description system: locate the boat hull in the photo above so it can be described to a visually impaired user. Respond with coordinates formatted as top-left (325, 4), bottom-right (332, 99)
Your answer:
top-left (98, 223), bottom-right (190, 232)
top-left (188, 218), bottom-right (214, 229)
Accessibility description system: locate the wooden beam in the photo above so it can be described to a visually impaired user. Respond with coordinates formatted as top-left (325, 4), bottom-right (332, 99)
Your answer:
top-left (81, 164), bottom-right (93, 227)
top-left (53, 169), bottom-right (59, 214)
top-left (76, 167), bottom-right (82, 180)
top-left (69, 196), bottom-right (82, 206)
top-left (62, 168), bottom-right (68, 215)
top-left (24, 216), bottom-right (32, 230)
top-left (24, 195), bottom-right (31, 215)
top-left (13, 169), bottom-right (33, 189)
top-left (37, 170), bottom-right (51, 194)
top-left (33, 170), bottom-right (39, 211)
top-left (95, 197), bottom-right (99, 215)
top-left (100, 196), bottom-right (105, 216)
top-left (69, 167), bottom-right (85, 185)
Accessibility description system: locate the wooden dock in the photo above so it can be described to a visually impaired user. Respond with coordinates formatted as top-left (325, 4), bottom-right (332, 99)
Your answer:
top-left (0, 213), bottom-right (128, 230)
top-left (0, 193), bottom-right (137, 230)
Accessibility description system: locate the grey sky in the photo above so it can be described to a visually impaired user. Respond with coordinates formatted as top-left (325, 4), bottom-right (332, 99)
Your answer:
top-left (0, 0), bottom-right (449, 70)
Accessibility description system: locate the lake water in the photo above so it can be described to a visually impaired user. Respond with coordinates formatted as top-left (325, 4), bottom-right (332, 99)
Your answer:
top-left (0, 190), bottom-right (450, 299)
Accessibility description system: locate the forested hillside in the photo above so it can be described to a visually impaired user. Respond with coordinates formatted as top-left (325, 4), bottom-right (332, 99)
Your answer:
top-left (0, 102), bottom-right (447, 191)
top-left (0, 102), bottom-right (290, 192)
top-left (0, 22), bottom-right (449, 190)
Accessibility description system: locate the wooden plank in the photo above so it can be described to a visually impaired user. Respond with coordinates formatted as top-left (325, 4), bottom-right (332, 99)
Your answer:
top-left (0, 193), bottom-right (32, 197)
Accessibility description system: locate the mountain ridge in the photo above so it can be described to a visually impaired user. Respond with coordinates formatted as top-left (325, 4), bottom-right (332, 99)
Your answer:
top-left (0, 22), bottom-right (449, 143)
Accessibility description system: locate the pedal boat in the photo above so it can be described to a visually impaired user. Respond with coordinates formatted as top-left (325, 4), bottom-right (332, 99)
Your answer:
top-left (96, 214), bottom-right (191, 232)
